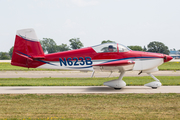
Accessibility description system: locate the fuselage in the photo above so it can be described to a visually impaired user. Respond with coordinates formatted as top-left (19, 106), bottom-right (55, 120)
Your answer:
top-left (36, 43), bottom-right (172, 72)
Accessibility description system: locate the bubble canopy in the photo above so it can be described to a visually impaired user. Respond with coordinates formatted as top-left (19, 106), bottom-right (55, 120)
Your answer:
top-left (92, 43), bottom-right (131, 53)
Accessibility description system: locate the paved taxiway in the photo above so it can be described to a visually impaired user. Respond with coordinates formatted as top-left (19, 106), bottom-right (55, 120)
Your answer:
top-left (0, 71), bottom-right (180, 78)
top-left (0, 86), bottom-right (179, 94)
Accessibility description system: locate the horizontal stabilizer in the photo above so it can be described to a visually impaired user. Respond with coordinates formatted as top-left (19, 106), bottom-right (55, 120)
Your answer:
top-left (15, 52), bottom-right (33, 61)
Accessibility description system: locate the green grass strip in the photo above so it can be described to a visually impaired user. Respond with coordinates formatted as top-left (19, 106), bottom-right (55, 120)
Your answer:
top-left (1, 62), bottom-right (180, 71)
top-left (0, 94), bottom-right (180, 119)
top-left (0, 76), bottom-right (180, 86)
top-left (0, 62), bottom-right (62, 71)
top-left (158, 61), bottom-right (180, 70)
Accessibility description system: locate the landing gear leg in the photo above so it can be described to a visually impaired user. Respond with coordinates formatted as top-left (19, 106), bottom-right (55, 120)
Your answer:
top-left (91, 70), bottom-right (95, 78)
top-left (104, 71), bottom-right (126, 90)
top-left (144, 73), bottom-right (162, 89)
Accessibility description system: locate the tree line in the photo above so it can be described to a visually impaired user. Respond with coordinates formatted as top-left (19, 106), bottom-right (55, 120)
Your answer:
top-left (40, 38), bottom-right (83, 53)
top-left (127, 41), bottom-right (170, 55)
top-left (101, 40), bottom-right (171, 55)
top-left (1, 38), bottom-right (178, 60)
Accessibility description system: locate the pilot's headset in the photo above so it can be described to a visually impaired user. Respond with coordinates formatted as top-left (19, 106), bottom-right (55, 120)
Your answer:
top-left (108, 45), bottom-right (114, 49)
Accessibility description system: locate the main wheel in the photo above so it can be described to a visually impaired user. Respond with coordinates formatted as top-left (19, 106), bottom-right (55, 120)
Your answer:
top-left (152, 87), bottom-right (157, 89)
top-left (114, 88), bottom-right (121, 90)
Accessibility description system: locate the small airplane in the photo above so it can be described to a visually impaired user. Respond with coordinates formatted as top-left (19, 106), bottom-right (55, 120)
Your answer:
top-left (11, 28), bottom-right (173, 89)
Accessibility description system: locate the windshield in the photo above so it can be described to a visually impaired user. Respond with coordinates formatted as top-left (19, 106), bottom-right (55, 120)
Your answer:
top-left (92, 43), bottom-right (117, 53)
top-left (92, 43), bottom-right (130, 53)
top-left (118, 43), bottom-right (131, 52)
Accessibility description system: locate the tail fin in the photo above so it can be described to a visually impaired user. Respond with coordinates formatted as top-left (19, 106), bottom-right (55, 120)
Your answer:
top-left (11, 28), bottom-right (45, 68)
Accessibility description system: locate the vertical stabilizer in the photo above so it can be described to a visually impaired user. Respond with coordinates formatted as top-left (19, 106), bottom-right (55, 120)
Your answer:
top-left (11, 28), bottom-right (45, 68)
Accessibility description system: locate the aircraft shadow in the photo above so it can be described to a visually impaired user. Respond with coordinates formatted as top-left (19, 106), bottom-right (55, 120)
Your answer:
top-left (84, 86), bottom-right (151, 92)
top-left (7, 88), bottom-right (31, 90)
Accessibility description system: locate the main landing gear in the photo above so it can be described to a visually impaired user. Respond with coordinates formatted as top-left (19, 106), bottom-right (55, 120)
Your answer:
top-left (103, 71), bottom-right (162, 90)
top-left (103, 71), bottom-right (126, 90)
top-left (144, 73), bottom-right (162, 89)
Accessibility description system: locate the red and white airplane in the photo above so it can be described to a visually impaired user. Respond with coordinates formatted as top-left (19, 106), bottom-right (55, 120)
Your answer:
top-left (11, 28), bottom-right (173, 89)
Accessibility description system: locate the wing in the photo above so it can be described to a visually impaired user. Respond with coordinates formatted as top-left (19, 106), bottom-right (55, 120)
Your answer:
top-left (92, 60), bottom-right (135, 72)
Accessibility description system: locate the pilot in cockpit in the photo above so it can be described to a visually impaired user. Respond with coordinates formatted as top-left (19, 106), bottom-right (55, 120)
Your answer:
top-left (108, 45), bottom-right (114, 52)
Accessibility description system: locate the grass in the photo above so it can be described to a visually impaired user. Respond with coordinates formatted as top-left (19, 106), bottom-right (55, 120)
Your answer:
top-left (0, 62), bottom-right (61, 71)
top-left (0, 94), bottom-right (179, 119)
top-left (1, 62), bottom-right (180, 71)
top-left (158, 61), bottom-right (180, 70)
top-left (0, 63), bottom-right (179, 120)
top-left (0, 76), bottom-right (180, 86)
